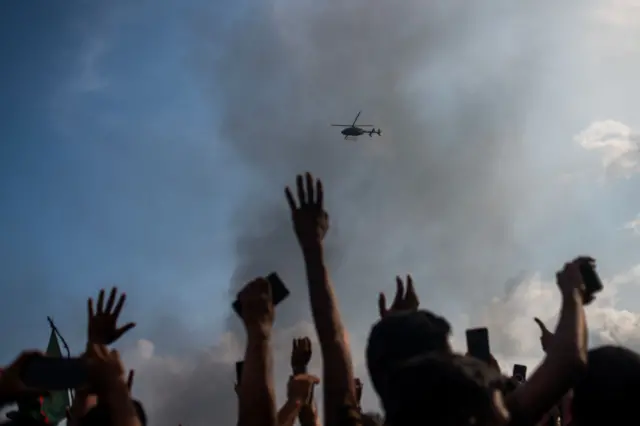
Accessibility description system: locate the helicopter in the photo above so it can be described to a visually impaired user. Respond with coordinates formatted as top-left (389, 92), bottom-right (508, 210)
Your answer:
top-left (331, 111), bottom-right (382, 140)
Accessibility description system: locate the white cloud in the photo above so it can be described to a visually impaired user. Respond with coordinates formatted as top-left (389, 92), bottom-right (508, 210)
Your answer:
top-left (575, 120), bottom-right (640, 178)
top-left (478, 263), bottom-right (640, 374)
top-left (624, 215), bottom-right (640, 235)
top-left (119, 263), bottom-right (640, 426)
top-left (73, 38), bottom-right (109, 93)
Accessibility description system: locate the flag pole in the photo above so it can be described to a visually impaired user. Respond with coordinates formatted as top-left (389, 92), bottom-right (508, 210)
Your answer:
top-left (46, 317), bottom-right (75, 401)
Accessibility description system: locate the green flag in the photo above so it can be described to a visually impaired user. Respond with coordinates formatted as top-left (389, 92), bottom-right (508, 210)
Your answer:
top-left (40, 329), bottom-right (70, 424)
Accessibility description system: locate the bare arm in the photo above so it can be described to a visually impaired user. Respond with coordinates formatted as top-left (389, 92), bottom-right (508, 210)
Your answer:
top-left (303, 244), bottom-right (357, 423)
top-left (508, 261), bottom-right (587, 424)
top-left (237, 278), bottom-right (277, 426)
top-left (286, 174), bottom-right (357, 426)
top-left (104, 381), bottom-right (142, 426)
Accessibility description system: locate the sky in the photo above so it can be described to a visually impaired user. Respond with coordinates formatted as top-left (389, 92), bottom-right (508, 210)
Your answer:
top-left (1, 0), bottom-right (640, 425)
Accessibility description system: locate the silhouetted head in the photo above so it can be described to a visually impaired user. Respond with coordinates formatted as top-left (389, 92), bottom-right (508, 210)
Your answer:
top-left (78, 400), bottom-right (147, 426)
top-left (383, 353), bottom-right (509, 426)
top-left (366, 310), bottom-right (452, 399)
top-left (572, 345), bottom-right (640, 426)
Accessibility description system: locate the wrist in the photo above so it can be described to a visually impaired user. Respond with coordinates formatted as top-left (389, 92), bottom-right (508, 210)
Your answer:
top-left (292, 366), bottom-right (307, 375)
top-left (247, 327), bottom-right (272, 342)
top-left (302, 243), bottom-right (323, 258)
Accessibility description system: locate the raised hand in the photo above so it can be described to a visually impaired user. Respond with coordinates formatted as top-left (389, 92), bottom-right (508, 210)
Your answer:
top-left (0, 351), bottom-right (49, 403)
top-left (285, 173), bottom-right (329, 248)
top-left (291, 337), bottom-right (312, 375)
top-left (88, 287), bottom-right (136, 345)
top-left (534, 317), bottom-right (554, 353)
top-left (378, 275), bottom-right (419, 318)
top-left (287, 374), bottom-right (320, 405)
top-left (237, 278), bottom-right (274, 337)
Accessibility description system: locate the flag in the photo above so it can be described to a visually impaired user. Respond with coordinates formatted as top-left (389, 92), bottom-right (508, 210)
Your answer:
top-left (39, 329), bottom-right (70, 425)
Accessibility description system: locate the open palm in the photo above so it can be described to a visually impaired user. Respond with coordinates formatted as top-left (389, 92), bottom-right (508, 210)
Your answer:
top-left (88, 287), bottom-right (136, 345)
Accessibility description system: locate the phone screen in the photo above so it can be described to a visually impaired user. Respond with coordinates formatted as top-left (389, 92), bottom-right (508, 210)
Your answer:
top-left (466, 328), bottom-right (491, 364)
top-left (232, 272), bottom-right (290, 316)
top-left (20, 356), bottom-right (88, 390)
top-left (235, 361), bottom-right (244, 382)
top-left (512, 364), bottom-right (527, 381)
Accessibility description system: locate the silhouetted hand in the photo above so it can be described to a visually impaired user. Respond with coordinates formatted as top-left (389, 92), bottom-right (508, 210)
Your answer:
top-left (354, 378), bottom-right (363, 407)
top-left (534, 318), bottom-right (554, 353)
top-left (88, 287), bottom-right (136, 345)
top-left (0, 351), bottom-right (49, 403)
top-left (86, 343), bottom-right (127, 395)
top-left (237, 278), bottom-right (274, 336)
top-left (378, 275), bottom-right (419, 318)
top-left (557, 256), bottom-right (592, 302)
top-left (285, 173), bottom-right (329, 248)
top-left (291, 337), bottom-right (312, 374)
top-left (287, 374), bottom-right (320, 405)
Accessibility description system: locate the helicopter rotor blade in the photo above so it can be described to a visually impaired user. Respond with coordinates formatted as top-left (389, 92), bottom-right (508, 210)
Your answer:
top-left (351, 111), bottom-right (362, 127)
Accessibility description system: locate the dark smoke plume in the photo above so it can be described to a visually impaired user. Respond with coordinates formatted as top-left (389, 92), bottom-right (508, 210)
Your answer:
top-left (142, 0), bottom-right (585, 425)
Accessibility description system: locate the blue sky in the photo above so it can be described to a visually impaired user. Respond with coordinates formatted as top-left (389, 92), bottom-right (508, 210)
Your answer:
top-left (0, 1), bottom-right (247, 358)
top-left (2, 0), bottom-right (640, 423)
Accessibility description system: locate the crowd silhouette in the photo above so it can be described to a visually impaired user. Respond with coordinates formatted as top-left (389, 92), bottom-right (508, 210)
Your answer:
top-left (1, 172), bottom-right (638, 426)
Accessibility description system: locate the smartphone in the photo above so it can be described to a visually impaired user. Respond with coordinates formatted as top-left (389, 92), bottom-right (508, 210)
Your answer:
top-left (235, 361), bottom-right (244, 382)
top-left (466, 327), bottom-right (491, 364)
top-left (580, 260), bottom-right (603, 304)
top-left (512, 364), bottom-right (527, 381)
top-left (20, 356), bottom-right (88, 390)
top-left (232, 272), bottom-right (290, 316)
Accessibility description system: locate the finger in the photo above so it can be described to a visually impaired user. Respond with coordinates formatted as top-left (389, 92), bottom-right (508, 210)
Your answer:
top-left (285, 187), bottom-right (297, 212)
top-left (97, 289), bottom-right (105, 315)
top-left (303, 337), bottom-right (311, 352)
top-left (405, 274), bottom-right (418, 305)
top-left (378, 293), bottom-right (387, 318)
top-left (305, 172), bottom-right (315, 205)
top-left (296, 175), bottom-right (306, 206)
top-left (105, 287), bottom-right (117, 314)
top-left (87, 298), bottom-right (95, 319)
top-left (316, 179), bottom-right (324, 209)
top-left (112, 293), bottom-right (127, 319)
top-left (127, 370), bottom-right (135, 391)
top-left (114, 323), bottom-right (136, 340)
top-left (392, 276), bottom-right (404, 307)
top-left (292, 338), bottom-right (298, 351)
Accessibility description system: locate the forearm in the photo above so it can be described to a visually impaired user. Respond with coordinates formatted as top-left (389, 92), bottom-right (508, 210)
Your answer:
top-left (508, 293), bottom-right (586, 422)
top-left (549, 293), bottom-right (587, 367)
top-left (238, 334), bottom-right (277, 426)
top-left (278, 399), bottom-right (302, 426)
top-left (104, 382), bottom-right (141, 426)
top-left (302, 244), bottom-right (356, 426)
top-left (69, 388), bottom-right (98, 420)
top-left (298, 404), bottom-right (321, 426)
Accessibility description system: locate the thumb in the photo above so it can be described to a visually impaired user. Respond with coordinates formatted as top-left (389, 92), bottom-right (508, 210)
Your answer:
top-left (378, 293), bottom-right (387, 318)
top-left (308, 375), bottom-right (320, 385)
top-left (533, 317), bottom-right (548, 333)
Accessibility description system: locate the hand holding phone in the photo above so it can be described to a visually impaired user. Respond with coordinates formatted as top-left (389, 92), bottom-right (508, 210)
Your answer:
top-left (232, 273), bottom-right (290, 316)
top-left (20, 356), bottom-right (89, 391)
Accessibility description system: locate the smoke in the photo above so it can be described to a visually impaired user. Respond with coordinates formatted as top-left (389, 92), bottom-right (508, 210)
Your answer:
top-left (135, 0), bottom-right (596, 425)
top-left (203, 0), bottom-right (571, 322)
